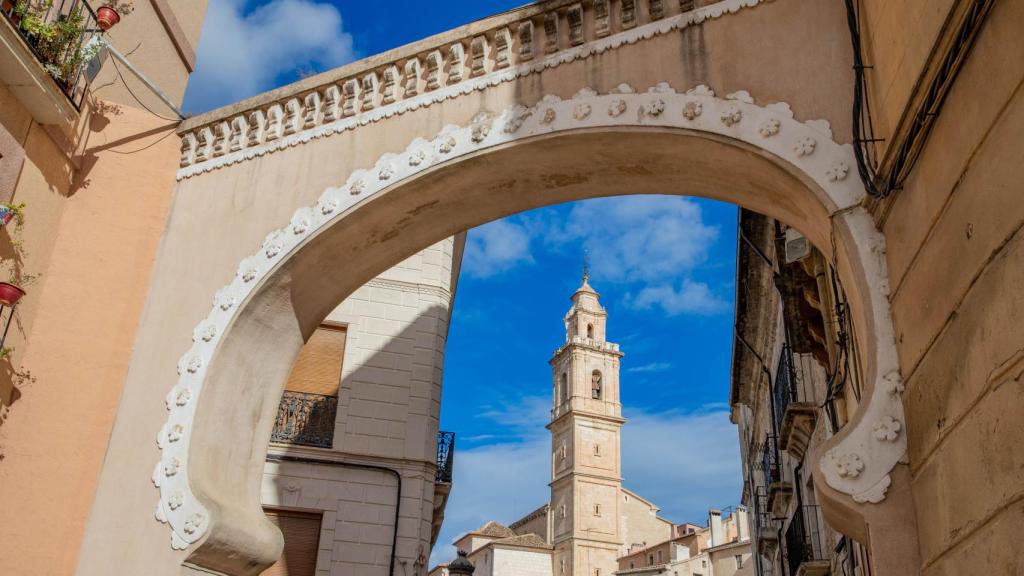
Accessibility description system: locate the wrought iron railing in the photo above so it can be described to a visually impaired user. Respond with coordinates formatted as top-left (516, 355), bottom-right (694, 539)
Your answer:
top-left (436, 431), bottom-right (455, 483)
top-left (756, 435), bottom-right (781, 487)
top-left (784, 504), bottom-right (827, 575)
top-left (2, 0), bottom-right (102, 110)
top-left (772, 344), bottom-right (797, 434)
top-left (271, 390), bottom-right (338, 448)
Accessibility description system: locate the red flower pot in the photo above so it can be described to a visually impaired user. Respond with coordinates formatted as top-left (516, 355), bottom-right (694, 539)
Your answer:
top-left (96, 6), bottom-right (120, 30)
top-left (0, 282), bottom-right (25, 306)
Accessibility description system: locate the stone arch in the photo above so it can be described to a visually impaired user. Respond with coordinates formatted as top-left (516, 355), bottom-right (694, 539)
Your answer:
top-left (155, 84), bottom-right (907, 573)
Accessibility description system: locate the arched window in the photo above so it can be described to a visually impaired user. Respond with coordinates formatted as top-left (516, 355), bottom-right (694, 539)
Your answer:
top-left (560, 373), bottom-right (568, 402)
top-left (586, 323), bottom-right (594, 338)
top-left (591, 370), bottom-right (603, 399)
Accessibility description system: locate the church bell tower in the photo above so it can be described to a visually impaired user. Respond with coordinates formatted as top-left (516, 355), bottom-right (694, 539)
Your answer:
top-left (548, 267), bottom-right (625, 576)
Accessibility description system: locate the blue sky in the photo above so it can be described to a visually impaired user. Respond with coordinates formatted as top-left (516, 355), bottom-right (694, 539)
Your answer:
top-left (182, 1), bottom-right (743, 568)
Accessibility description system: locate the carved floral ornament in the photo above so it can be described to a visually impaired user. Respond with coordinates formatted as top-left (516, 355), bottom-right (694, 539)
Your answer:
top-left (154, 81), bottom-right (906, 549)
top-left (176, 0), bottom-right (771, 180)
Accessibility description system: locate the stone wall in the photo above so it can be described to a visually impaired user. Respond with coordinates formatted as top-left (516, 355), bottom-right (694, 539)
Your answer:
top-left (492, 547), bottom-right (553, 576)
top-left (872, 0), bottom-right (1024, 573)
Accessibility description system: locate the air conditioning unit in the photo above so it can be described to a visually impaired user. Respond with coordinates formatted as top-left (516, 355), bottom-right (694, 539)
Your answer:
top-left (784, 228), bottom-right (811, 264)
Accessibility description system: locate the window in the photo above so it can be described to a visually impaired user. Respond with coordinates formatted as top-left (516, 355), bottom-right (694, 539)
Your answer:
top-left (591, 370), bottom-right (603, 399)
top-left (594, 504), bottom-right (601, 516)
top-left (273, 324), bottom-right (346, 447)
top-left (560, 373), bottom-right (568, 403)
top-left (594, 570), bottom-right (600, 576)
top-left (284, 324), bottom-right (347, 396)
top-left (657, 550), bottom-right (663, 563)
top-left (630, 562), bottom-right (635, 569)
top-left (560, 442), bottom-right (567, 460)
top-left (263, 508), bottom-right (322, 576)
top-left (594, 443), bottom-right (601, 456)
top-left (735, 555), bottom-right (744, 568)
top-left (587, 323), bottom-right (594, 338)
top-left (560, 559), bottom-right (566, 574)
top-left (649, 554), bottom-right (655, 565)
top-left (560, 504), bottom-right (567, 518)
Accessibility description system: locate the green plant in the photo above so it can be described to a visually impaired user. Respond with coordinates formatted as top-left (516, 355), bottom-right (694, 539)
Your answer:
top-left (13, 0), bottom-right (102, 84)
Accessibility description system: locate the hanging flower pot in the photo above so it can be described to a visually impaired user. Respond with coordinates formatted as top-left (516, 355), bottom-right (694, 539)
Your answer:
top-left (96, 6), bottom-right (121, 30)
top-left (0, 282), bottom-right (25, 306)
top-left (0, 205), bottom-right (14, 226)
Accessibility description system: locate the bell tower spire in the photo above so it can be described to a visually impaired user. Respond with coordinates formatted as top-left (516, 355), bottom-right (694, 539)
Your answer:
top-left (548, 272), bottom-right (625, 576)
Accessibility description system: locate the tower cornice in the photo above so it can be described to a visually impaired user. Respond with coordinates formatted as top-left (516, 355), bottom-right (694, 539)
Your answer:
top-left (549, 336), bottom-right (624, 364)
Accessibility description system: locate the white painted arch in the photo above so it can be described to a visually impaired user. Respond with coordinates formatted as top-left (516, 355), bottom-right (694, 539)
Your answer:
top-left (157, 83), bottom-right (907, 573)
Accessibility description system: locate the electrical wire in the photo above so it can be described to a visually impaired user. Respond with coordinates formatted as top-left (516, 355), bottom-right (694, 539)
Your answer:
top-left (104, 126), bottom-right (178, 155)
top-left (109, 53), bottom-right (182, 122)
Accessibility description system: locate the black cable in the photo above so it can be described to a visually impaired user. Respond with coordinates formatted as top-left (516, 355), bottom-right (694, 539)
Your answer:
top-left (109, 53), bottom-right (182, 122)
top-left (104, 126), bottom-right (177, 154)
top-left (265, 453), bottom-right (402, 576)
top-left (844, 0), bottom-right (882, 198)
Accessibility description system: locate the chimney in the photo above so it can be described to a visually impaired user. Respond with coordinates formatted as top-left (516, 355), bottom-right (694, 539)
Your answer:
top-left (736, 506), bottom-right (750, 542)
top-left (708, 509), bottom-right (724, 547)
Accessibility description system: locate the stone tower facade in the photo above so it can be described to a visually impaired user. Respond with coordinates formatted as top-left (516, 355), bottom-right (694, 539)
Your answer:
top-left (548, 272), bottom-right (625, 576)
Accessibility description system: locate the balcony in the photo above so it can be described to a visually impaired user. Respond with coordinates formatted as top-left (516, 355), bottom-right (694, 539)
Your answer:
top-left (1, 0), bottom-right (100, 126)
top-left (431, 431), bottom-right (455, 546)
top-left (757, 435), bottom-right (793, 519)
top-left (754, 489), bottom-right (779, 559)
top-left (773, 345), bottom-right (818, 460)
top-left (270, 390), bottom-right (338, 448)
top-left (784, 505), bottom-right (830, 576)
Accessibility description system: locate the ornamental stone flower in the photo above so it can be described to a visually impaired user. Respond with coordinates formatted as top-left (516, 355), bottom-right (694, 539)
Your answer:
top-left (758, 118), bottom-right (780, 137)
top-left (645, 98), bottom-right (666, 117)
top-left (882, 370), bottom-right (905, 395)
top-left (174, 388), bottom-right (192, 407)
top-left (608, 99), bottom-right (627, 117)
top-left (193, 321), bottom-right (217, 343)
top-left (873, 416), bottom-right (902, 442)
top-left (574, 103), bottom-right (592, 120)
top-left (214, 286), bottom-right (237, 310)
top-left (541, 108), bottom-right (557, 125)
top-left (168, 491), bottom-right (185, 510)
top-left (682, 100), bottom-right (702, 120)
top-left (438, 136), bottom-right (457, 154)
top-left (168, 424), bottom-right (185, 443)
top-left (263, 231), bottom-right (285, 257)
top-left (835, 452), bottom-right (864, 478)
top-left (827, 161), bottom-right (849, 182)
top-left (178, 354), bottom-right (201, 375)
top-left (378, 163), bottom-right (395, 181)
top-left (471, 121), bottom-right (491, 143)
top-left (319, 197), bottom-right (338, 215)
top-left (239, 260), bottom-right (258, 283)
top-left (164, 457), bottom-right (181, 477)
top-left (183, 513), bottom-right (205, 535)
top-left (408, 149), bottom-right (426, 166)
top-left (503, 106), bottom-right (531, 133)
top-left (720, 105), bottom-right (742, 127)
top-left (794, 136), bottom-right (817, 156)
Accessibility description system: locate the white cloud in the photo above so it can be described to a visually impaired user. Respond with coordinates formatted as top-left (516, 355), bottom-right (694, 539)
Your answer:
top-left (627, 280), bottom-right (730, 316)
top-left (627, 362), bottom-right (672, 373)
top-left (184, 0), bottom-right (356, 112)
top-left (431, 396), bottom-right (742, 566)
top-left (548, 196), bottom-right (720, 283)
top-left (463, 196), bottom-right (729, 315)
top-left (463, 219), bottom-right (536, 278)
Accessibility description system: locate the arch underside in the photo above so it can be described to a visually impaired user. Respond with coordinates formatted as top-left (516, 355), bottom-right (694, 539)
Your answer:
top-left (156, 87), bottom-right (906, 573)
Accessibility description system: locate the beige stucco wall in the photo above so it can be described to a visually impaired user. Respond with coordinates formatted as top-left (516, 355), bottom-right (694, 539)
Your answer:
top-left (873, 0), bottom-right (1024, 573)
top-left (0, 95), bottom-right (181, 576)
top-left (619, 490), bottom-right (673, 552)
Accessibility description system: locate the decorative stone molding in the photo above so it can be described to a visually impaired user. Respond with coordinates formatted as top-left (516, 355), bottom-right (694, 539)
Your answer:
top-left (176, 0), bottom-right (769, 180)
top-left (155, 81), bottom-right (906, 550)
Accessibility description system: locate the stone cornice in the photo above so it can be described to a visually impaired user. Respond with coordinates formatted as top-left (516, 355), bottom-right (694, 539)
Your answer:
top-left (175, 0), bottom-right (768, 180)
top-left (365, 277), bottom-right (452, 302)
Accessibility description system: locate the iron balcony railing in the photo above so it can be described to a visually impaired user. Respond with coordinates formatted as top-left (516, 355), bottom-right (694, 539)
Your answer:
top-left (784, 504), bottom-right (827, 576)
top-left (271, 390), bottom-right (338, 448)
top-left (756, 434), bottom-right (781, 487)
top-left (2, 0), bottom-right (102, 109)
top-left (436, 431), bottom-right (455, 484)
top-left (772, 344), bottom-right (798, 434)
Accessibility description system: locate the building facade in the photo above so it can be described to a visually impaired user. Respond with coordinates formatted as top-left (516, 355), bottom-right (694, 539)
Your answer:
top-left (260, 236), bottom-right (465, 575)
top-left (617, 508), bottom-right (752, 576)
top-left (0, 1), bottom-right (1021, 575)
top-left (730, 209), bottom-right (873, 576)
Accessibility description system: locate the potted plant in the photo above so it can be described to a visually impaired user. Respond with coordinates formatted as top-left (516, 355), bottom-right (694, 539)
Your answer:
top-left (0, 203), bottom-right (25, 228)
top-left (0, 282), bottom-right (25, 307)
top-left (13, 1), bottom-right (104, 85)
top-left (97, 0), bottom-right (133, 31)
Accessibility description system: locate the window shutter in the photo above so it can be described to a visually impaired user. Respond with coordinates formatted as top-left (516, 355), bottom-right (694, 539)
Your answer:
top-left (285, 325), bottom-right (346, 396)
top-left (263, 508), bottom-right (322, 576)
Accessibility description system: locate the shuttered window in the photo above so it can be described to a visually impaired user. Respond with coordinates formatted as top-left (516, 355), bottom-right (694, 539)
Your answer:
top-left (263, 508), bottom-right (323, 576)
top-left (285, 325), bottom-right (347, 397)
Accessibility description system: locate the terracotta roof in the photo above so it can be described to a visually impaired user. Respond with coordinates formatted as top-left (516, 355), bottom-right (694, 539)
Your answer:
top-left (474, 521), bottom-right (516, 538)
top-left (493, 533), bottom-right (551, 549)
